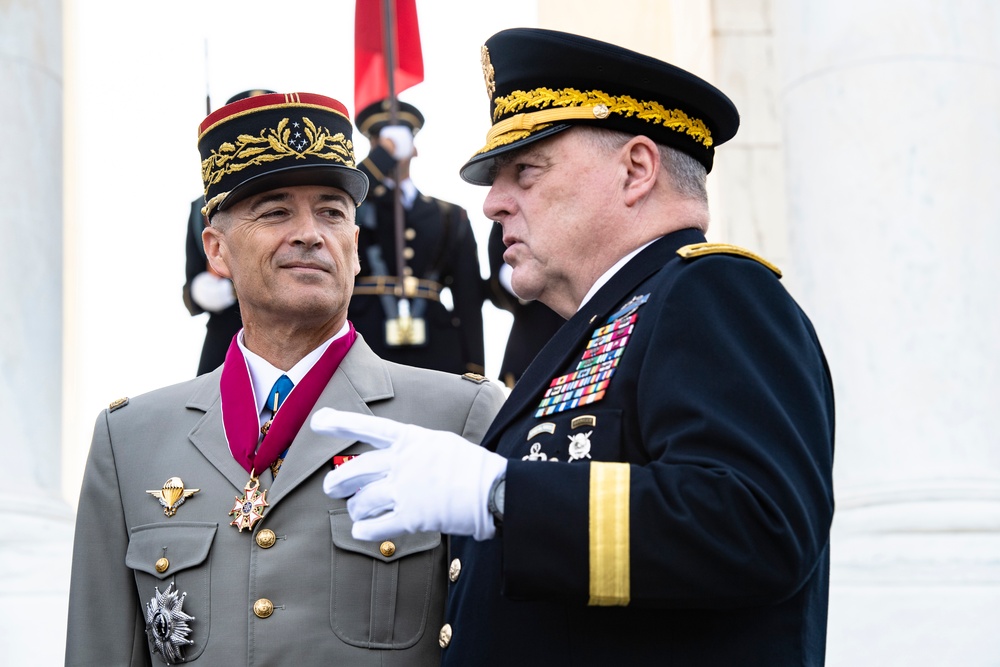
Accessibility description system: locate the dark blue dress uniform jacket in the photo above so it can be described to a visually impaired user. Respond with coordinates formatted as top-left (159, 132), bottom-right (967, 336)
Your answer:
top-left (443, 228), bottom-right (835, 666)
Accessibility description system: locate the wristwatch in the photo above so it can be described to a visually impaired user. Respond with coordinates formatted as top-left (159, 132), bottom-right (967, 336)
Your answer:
top-left (487, 473), bottom-right (506, 525)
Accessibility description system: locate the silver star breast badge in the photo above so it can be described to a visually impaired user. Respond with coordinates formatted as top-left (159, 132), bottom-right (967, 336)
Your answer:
top-left (145, 582), bottom-right (195, 664)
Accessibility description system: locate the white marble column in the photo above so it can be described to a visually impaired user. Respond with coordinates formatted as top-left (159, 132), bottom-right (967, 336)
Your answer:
top-left (772, 1), bottom-right (1000, 664)
top-left (0, 1), bottom-right (73, 664)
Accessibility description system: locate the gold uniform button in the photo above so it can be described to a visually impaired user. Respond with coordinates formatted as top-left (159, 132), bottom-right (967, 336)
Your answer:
top-left (253, 598), bottom-right (274, 618)
top-left (154, 558), bottom-right (169, 573)
top-left (256, 529), bottom-right (276, 549)
top-left (403, 247), bottom-right (415, 260)
top-left (379, 541), bottom-right (396, 557)
top-left (404, 228), bottom-right (417, 240)
top-left (438, 623), bottom-right (453, 648)
top-left (449, 558), bottom-right (461, 582)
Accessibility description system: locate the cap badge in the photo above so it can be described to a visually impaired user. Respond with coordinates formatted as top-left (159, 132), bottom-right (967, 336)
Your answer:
top-left (147, 477), bottom-right (200, 517)
top-left (481, 45), bottom-right (495, 99)
top-left (145, 582), bottom-right (195, 663)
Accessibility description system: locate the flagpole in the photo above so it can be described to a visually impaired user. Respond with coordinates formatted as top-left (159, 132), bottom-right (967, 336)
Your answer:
top-left (381, 0), bottom-right (408, 292)
top-left (204, 38), bottom-right (212, 115)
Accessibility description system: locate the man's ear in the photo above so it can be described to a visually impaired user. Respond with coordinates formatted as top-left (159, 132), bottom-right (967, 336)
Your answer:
top-left (202, 225), bottom-right (232, 278)
top-left (351, 225), bottom-right (361, 277)
top-left (621, 135), bottom-right (659, 207)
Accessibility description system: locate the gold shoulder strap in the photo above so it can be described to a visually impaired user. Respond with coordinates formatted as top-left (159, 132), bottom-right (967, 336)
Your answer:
top-left (676, 243), bottom-right (782, 278)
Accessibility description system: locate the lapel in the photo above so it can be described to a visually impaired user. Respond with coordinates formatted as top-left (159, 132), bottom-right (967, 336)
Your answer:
top-left (483, 229), bottom-right (706, 447)
top-left (187, 368), bottom-right (250, 491)
top-left (186, 334), bottom-right (395, 503)
top-left (265, 335), bottom-right (393, 505)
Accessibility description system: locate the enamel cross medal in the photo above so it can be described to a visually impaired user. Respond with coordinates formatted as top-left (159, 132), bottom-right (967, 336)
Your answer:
top-left (229, 469), bottom-right (269, 532)
top-left (229, 385), bottom-right (283, 532)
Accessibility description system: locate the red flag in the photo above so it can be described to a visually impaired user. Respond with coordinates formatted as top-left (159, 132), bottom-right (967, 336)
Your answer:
top-left (354, 0), bottom-right (424, 114)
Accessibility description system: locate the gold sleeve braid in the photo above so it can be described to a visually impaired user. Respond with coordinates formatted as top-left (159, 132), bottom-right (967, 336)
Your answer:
top-left (588, 461), bottom-right (631, 606)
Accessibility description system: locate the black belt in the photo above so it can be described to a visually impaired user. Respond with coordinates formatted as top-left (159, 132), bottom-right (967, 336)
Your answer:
top-left (353, 276), bottom-right (443, 301)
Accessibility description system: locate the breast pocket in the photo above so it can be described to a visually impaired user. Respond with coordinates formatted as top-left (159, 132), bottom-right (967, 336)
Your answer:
top-left (329, 508), bottom-right (445, 649)
top-left (126, 522), bottom-right (217, 663)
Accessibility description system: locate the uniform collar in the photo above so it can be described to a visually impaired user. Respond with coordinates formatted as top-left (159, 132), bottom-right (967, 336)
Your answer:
top-left (237, 322), bottom-right (351, 415)
top-left (578, 239), bottom-right (656, 311)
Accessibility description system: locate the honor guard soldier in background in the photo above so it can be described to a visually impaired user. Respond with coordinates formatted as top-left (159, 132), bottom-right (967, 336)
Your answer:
top-left (350, 99), bottom-right (486, 376)
top-left (318, 28), bottom-right (836, 666)
top-left (182, 88), bottom-right (274, 376)
top-left (486, 222), bottom-right (565, 388)
top-left (66, 92), bottom-right (504, 666)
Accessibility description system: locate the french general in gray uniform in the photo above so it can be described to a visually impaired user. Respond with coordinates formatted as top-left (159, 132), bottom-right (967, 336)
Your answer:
top-left (65, 91), bottom-right (504, 666)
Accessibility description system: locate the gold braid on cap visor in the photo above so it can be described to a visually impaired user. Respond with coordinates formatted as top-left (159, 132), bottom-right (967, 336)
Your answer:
top-left (476, 87), bottom-right (713, 156)
top-left (200, 114), bottom-right (356, 216)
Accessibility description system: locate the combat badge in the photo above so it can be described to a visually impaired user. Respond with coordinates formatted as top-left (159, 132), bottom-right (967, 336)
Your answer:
top-left (567, 431), bottom-right (593, 461)
top-left (147, 477), bottom-right (200, 517)
top-left (229, 472), bottom-right (269, 532)
top-left (145, 582), bottom-right (194, 664)
top-left (522, 443), bottom-right (558, 462)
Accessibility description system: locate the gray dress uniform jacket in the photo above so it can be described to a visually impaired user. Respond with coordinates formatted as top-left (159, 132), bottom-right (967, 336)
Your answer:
top-left (66, 334), bottom-right (504, 666)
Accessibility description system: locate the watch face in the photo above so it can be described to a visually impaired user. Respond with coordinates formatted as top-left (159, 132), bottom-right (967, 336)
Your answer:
top-left (489, 477), bottom-right (506, 522)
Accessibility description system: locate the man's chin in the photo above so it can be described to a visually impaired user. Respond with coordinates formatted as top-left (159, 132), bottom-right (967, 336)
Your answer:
top-left (509, 276), bottom-right (542, 303)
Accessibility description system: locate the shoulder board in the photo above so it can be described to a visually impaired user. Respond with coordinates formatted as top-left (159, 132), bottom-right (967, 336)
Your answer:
top-left (109, 397), bottom-right (130, 412)
top-left (676, 243), bottom-right (782, 278)
top-left (461, 372), bottom-right (489, 384)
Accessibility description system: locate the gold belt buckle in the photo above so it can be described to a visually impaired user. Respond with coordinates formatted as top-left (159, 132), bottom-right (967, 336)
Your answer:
top-left (385, 315), bottom-right (427, 346)
top-left (402, 276), bottom-right (420, 298)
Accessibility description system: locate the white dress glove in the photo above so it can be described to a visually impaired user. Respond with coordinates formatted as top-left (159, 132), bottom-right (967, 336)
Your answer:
top-left (312, 408), bottom-right (507, 542)
top-left (190, 271), bottom-right (236, 312)
top-left (379, 124), bottom-right (415, 161)
top-left (498, 263), bottom-right (518, 297)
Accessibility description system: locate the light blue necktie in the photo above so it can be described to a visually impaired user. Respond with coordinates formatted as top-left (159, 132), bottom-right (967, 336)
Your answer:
top-left (268, 374), bottom-right (294, 415)
top-left (262, 374), bottom-right (294, 475)
top-left (260, 374), bottom-right (294, 437)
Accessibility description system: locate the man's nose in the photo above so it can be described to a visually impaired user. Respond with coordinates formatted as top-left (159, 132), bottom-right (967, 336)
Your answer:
top-left (289, 212), bottom-right (324, 247)
top-left (483, 184), bottom-right (514, 224)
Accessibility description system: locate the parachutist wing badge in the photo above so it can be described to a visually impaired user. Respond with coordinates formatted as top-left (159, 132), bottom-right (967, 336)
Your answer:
top-left (147, 477), bottom-right (200, 517)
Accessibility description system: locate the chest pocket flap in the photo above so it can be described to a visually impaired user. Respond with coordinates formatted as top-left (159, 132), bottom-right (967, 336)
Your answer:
top-left (126, 522), bottom-right (218, 579)
top-left (330, 509), bottom-right (439, 562)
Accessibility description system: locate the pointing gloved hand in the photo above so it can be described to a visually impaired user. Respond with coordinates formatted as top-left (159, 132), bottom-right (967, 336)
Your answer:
top-left (312, 408), bottom-right (507, 542)
top-left (378, 124), bottom-right (415, 161)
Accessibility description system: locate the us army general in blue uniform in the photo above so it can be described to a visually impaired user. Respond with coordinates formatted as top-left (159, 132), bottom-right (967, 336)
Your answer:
top-left (319, 28), bottom-right (835, 666)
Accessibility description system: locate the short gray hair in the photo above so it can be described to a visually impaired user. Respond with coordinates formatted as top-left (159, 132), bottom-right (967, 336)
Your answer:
top-left (584, 127), bottom-right (707, 202)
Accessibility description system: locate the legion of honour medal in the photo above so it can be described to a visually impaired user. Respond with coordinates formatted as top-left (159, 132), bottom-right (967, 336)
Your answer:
top-left (229, 470), bottom-right (269, 532)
